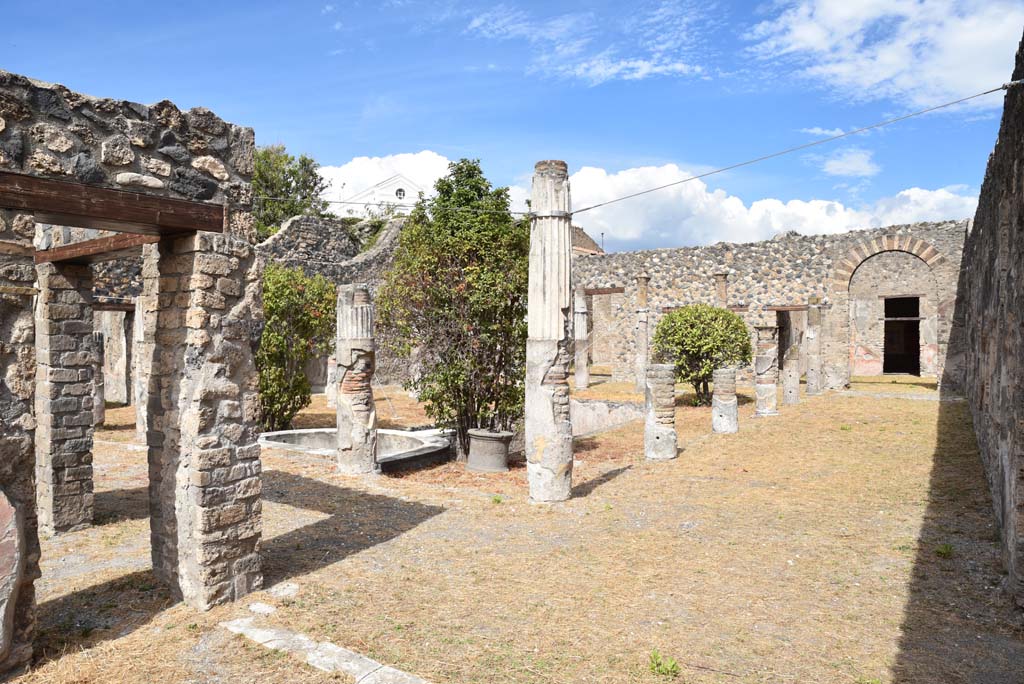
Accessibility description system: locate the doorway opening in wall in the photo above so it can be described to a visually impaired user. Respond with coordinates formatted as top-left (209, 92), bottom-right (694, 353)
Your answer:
top-left (883, 296), bottom-right (921, 375)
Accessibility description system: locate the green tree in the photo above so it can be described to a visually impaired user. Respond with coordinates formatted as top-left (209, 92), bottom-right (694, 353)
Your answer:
top-left (377, 159), bottom-right (528, 456)
top-left (257, 263), bottom-right (336, 431)
top-left (652, 304), bottom-right (752, 405)
top-left (253, 144), bottom-right (332, 240)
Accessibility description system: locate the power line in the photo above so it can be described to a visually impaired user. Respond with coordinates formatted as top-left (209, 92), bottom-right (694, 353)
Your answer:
top-left (253, 195), bottom-right (532, 217)
top-left (572, 81), bottom-right (1024, 216)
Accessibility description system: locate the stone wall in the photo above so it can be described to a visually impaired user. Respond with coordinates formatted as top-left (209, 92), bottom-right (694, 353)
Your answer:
top-left (256, 216), bottom-right (361, 269)
top-left (955, 35), bottom-right (1024, 604)
top-left (573, 221), bottom-right (967, 388)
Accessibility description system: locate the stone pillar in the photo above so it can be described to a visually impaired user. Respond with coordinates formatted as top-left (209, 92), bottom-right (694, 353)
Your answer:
top-left (573, 287), bottom-right (590, 390)
top-left (713, 272), bottom-right (729, 308)
top-left (644, 364), bottom-right (678, 460)
top-left (525, 160), bottom-right (574, 503)
top-left (35, 263), bottom-right (95, 535)
top-left (782, 336), bottom-right (801, 406)
top-left (712, 368), bottom-right (738, 433)
top-left (326, 355), bottom-right (337, 408)
top-left (123, 310), bottom-right (134, 406)
top-left (753, 325), bottom-right (779, 418)
top-left (634, 274), bottom-right (650, 392)
top-left (92, 332), bottom-right (105, 426)
top-left (143, 234), bottom-right (263, 611)
top-left (336, 284), bottom-right (378, 475)
top-left (0, 211), bottom-right (41, 674)
top-left (133, 295), bottom-right (149, 440)
top-left (805, 299), bottom-right (824, 396)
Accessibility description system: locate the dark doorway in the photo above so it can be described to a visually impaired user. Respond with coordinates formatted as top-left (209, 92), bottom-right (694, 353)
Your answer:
top-left (883, 297), bottom-right (921, 375)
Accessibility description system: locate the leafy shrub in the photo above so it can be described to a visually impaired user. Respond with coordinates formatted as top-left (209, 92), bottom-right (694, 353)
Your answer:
top-left (257, 263), bottom-right (336, 431)
top-left (652, 304), bottom-right (752, 405)
top-left (377, 159), bottom-right (528, 456)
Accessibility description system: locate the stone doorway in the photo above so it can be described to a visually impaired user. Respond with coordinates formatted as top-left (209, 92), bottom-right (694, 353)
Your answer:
top-left (883, 296), bottom-right (921, 375)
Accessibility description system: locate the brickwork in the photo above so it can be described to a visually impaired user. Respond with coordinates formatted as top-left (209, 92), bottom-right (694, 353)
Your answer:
top-left (573, 221), bottom-right (967, 388)
top-left (34, 263), bottom-right (95, 535)
top-left (335, 284), bottom-right (377, 475)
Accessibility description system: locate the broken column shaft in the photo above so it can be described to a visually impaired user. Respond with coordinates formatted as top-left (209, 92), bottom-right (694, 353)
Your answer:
top-left (712, 368), bottom-right (739, 433)
top-left (525, 160), bottom-right (574, 503)
top-left (336, 284), bottom-right (378, 475)
top-left (754, 325), bottom-right (780, 417)
top-left (574, 287), bottom-right (590, 390)
top-left (644, 363), bottom-right (678, 460)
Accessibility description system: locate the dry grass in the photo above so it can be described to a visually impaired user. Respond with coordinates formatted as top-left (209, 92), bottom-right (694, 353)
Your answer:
top-left (15, 385), bottom-right (1024, 683)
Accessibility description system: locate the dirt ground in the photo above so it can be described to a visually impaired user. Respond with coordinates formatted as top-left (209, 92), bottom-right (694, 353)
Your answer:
top-left (14, 380), bottom-right (1024, 683)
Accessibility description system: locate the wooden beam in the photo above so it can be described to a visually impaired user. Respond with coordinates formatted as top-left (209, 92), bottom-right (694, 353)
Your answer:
top-left (0, 171), bottom-right (223, 235)
top-left (35, 233), bottom-right (161, 265)
top-left (767, 305), bottom-right (808, 312)
top-left (584, 286), bottom-right (625, 296)
top-left (0, 241), bottom-right (34, 257)
top-left (93, 300), bottom-right (136, 312)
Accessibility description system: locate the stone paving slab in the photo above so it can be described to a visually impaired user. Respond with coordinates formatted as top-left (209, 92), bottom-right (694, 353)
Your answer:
top-left (222, 617), bottom-right (430, 684)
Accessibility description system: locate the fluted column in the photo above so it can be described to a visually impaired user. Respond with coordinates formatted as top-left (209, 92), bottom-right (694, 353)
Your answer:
top-left (336, 284), bottom-right (378, 475)
top-left (525, 160), bottom-right (574, 503)
top-left (754, 325), bottom-right (780, 417)
top-left (573, 287), bottom-right (590, 390)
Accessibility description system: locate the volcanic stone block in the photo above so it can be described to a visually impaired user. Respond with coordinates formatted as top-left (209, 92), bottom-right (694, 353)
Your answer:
top-left (644, 364), bottom-right (678, 460)
top-left (712, 368), bottom-right (738, 434)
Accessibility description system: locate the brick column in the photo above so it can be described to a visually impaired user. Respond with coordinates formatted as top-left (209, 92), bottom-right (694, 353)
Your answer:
top-left (144, 234), bottom-right (263, 610)
top-left (0, 210), bottom-right (40, 674)
top-left (805, 299), bottom-right (824, 396)
top-left (644, 363), bottom-right (677, 460)
top-left (713, 272), bottom-right (729, 308)
top-left (35, 263), bottom-right (96, 535)
top-left (753, 325), bottom-right (779, 417)
top-left (712, 368), bottom-right (738, 433)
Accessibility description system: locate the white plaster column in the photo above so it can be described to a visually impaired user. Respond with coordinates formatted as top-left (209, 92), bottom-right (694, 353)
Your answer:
top-left (634, 274), bottom-right (650, 392)
top-left (805, 299), bottom-right (824, 396)
top-left (711, 368), bottom-right (739, 433)
top-left (525, 160), bottom-right (574, 503)
top-left (644, 363), bottom-right (678, 460)
top-left (754, 325), bottom-right (780, 417)
top-left (573, 287), bottom-right (590, 390)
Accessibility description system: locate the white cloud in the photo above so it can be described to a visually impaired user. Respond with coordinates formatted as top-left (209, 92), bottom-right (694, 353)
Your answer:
top-left (465, 1), bottom-right (707, 85)
top-left (748, 0), bottom-right (1024, 109)
top-left (822, 148), bottom-right (880, 177)
top-left (332, 20), bottom-right (343, 31)
top-left (321, 4), bottom-right (335, 13)
top-left (800, 126), bottom-right (845, 137)
top-left (319, 150), bottom-right (452, 208)
top-left (509, 163), bottom-right (976, 249)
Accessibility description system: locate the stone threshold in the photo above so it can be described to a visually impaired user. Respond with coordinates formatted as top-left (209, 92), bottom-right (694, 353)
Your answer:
top-left (222, 613), bottom-right (429, 684)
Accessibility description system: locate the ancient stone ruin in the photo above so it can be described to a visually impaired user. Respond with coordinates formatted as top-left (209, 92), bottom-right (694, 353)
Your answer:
top-left (643, 363), bottom-right (677, 460)
top-left (711, 368), bottom-right (738, 434)
top-left (335, 283), bottom-right (378, 475)
top-left (0, 70), bottom-right (262, 672)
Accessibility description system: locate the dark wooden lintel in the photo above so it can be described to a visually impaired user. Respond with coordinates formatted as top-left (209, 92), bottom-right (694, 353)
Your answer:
top-left (767, 305), bottom-right (808, 312)
top-left (1, 171), bottom-right (224, 235)
top-left (35, 233), bottom-right (162, 265)
top-left (585, 286), bottom-right (625, 296)
top-left (93, 300), bottom-right (136, 312)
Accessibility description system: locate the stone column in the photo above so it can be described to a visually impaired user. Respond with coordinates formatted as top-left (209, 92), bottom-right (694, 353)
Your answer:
top-left (336, 284), bottom-right (378, 475)
top-left (644, 364), bottom-right (678, 460)
top-left (634, 274), bottom-right (650, 392)
top-left (805, 299), bottom-right (824, 396)
top-left (133, 295), bottom-right (149, 440)
top-left (573, 287), bottom-right (590, 390)
top-left (326, 355), bottom-right (337, 408)
top-left (92, 332), bottom-right (105, 426)
top-left (0, 211), bottom-right (41, 674)
top-left (753, 325), bottom-right (779, 417)
top-left (143, 234), bottom-right (263, 611)
top-left (525, 160), bottom-right (574, 503)
top-left (713, 272), bottom-right (729, 308)
top-left (35, 262), bottom-right (95, 535)
top-left (123, 310), bottom-right (134, 406)
top-left (712, 368), bottom-right (738, 433)
top-left (782, 335), bottom-right (801, 406)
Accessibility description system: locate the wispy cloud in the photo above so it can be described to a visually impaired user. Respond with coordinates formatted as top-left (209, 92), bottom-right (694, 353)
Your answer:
top-left (800, 126), bottom-right (845, 137)
top-left (822, 148), bottom-right (880, 178)
top-left (465, 0), bottom-right (709, 85)
top-left (747, 0), bottom-right (1024, 110)
top-left (332, 20), bottom-right (343, 31)
top-left (321, 4), bottom-right (335, 14)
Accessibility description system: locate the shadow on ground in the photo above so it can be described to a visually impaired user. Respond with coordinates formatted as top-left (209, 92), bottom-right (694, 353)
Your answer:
top-left (94, 485), bottom-right (149, 525)
top-left (892, 397), bottom-right (1024, 683)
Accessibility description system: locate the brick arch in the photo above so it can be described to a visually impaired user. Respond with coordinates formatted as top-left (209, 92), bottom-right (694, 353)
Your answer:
top-left (833, 235), bottom-right (946, 286)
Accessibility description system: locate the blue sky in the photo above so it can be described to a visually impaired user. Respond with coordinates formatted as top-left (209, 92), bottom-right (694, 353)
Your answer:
top-left (3, 0), bottom-right (1023, 250)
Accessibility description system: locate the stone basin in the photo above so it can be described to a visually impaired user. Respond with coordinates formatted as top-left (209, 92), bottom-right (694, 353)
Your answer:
top-left (258, 428), bottom-right (451, 471)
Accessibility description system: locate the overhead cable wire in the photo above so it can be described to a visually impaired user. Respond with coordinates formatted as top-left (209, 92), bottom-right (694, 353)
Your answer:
top-left (571, 81), bottom-right (1024, 216)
